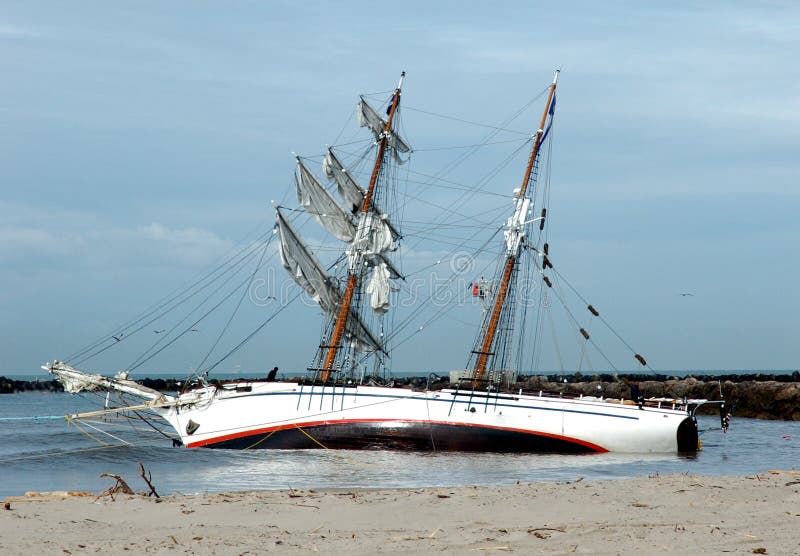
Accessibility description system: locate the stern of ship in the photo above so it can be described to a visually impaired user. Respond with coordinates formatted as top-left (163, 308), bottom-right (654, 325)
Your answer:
top-left (676, 416), bottom-right (699, 453)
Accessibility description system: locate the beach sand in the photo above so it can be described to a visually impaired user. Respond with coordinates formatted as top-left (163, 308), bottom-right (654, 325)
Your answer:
top-left (2, 471), bottom-right (798, 555)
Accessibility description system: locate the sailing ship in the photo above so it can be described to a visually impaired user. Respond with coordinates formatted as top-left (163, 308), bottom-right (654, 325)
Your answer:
top-left (44, 71), bottom-right (725, 453)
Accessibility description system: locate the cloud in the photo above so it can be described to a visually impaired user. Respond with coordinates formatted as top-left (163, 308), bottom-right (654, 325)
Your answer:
top-left (0, 226), bottom-right (79, 260)
top-left (130, 222), bottom-right (235, 266)
top-left (0, 204), bottom-right (234, 268)
top-left (0, 24), bottom-right (45, 39)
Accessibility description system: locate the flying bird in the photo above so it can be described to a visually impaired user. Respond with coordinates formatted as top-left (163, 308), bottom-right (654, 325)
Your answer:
top-left (112, 334), bottom-right (123, 342)
top-left (678, 293), bottom-right (694, 297)
top-left (154, 329), bottom-right (165, 334)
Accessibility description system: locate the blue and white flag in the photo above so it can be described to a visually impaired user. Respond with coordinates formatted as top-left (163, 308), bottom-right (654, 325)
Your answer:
top-left (386, 92), bottom-right (400, 116)
top-left (540, 94), bottom-right (556, 143)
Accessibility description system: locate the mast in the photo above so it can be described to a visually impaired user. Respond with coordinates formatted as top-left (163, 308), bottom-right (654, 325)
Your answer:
top-left (320, 72), bottom-right (406, 381)
top-left (472, 70), bottom-right (558, 384)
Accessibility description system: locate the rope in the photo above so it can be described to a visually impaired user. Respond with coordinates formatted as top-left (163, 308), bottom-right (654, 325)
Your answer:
top-left (413, 137), bottom-right (528, 152)
top-left (202, 291), bottom-right (302, 374)
top-left (72, 418), bottom-right (132, 446)
top-left (401, 170), bottom-right (509, 198)
top-left (194, 233), bottom-right (274, 371)
top-left (403, 103), bottom-right (540, 136)
top-left (551, 266), bottom-right (657, 373)
top-left (292, 425), bottom-right (377, 467)
top-left (66, 415), bottom-right (110, 446)
top-left (0, 415), bottom-right (65, 421)
top-left (384, 227), bottom-right (503, 348)
top-left (126, 240), bottom-right (273, 371)
top-left (243, 429), bottom-right (278, 450)
top-left (0, 444), bottom-right (129, 464)
top-left (67, 224), bottom-right (275, 364)
top-left (131, 410), bottom-right (177, 441)
top-left (294, 425), bottom-right (332, 449)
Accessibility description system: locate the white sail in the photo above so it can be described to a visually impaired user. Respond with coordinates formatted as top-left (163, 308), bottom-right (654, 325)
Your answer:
top-left (351, 212), bottom-right (396, 266)
top-left (322, 148), bottom-right (365, 214)
top-left (295, 159), bottom-right (356, 242)
top-left (277, 209), bottom-right (341, 315)
top-left (371, 216), bottom-right (395, 255)
top-left (322, 148), bottom-right (402, 241)
top-left (377, 253), bottom-right (401, 279)
top-left (277, 210), bottom-right (383, 353)
top-left (357, 97), bottom-right (410, 158)
top-left (365, 262), bottom-right (391, 315)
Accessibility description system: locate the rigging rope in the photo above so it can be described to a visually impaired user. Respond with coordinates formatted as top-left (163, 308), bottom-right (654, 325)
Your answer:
top-left (529, 250), bottom-right (620, 373)
top-left (413, 137), bottom-right (528, 152)
top-left (382, 227), bottom-right (504, 351)
top-left (201, 291), bottom-right (302, 375)
top-left (0, 443), bottom-right (130, 464)
top-left (126, 238), bottom-right (275, 372)
top-left (66, 222), bottom-right (275, 364)
top-left (194, 232), bottom-right (275, 371)
top-left (403, 102), bottom-right (542, 136)
top-left (550, 266), bottom-right (656, 373)
top-left (72, 229), bottom-right (274, 366)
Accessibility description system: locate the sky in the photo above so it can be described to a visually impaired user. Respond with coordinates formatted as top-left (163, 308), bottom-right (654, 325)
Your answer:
top-left (1, 1), bottom-right (798, 375)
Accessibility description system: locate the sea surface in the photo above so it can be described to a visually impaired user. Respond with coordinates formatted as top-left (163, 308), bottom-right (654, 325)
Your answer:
top-left (1, 390), bottom-right (798, 499)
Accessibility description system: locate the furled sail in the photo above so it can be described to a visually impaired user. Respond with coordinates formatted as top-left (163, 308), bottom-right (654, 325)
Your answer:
top-left (277, 209), bottom-right (383, 353)
top-left (357, 97), bottom-right (410, 160)
top-left (365, 262), bottom-right (391, 315)
top-left (351, 212), bottom-right (398, 313)
top-left (351, 212), bottom-right (395, 264)
top-left (377, 253), bottom-right (401, 280)
top-left (322, 148), bottom-right (365, 214)
top-left (322, 147), bottom-right (401, 242)
top-left (369, 214), bottom-right (395, 255)
top-left (295, 159), bottom-right (356, 242)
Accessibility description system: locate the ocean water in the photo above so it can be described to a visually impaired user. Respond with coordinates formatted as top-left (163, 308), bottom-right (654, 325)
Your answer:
top-left (0, 391), bottom-right (797, 499)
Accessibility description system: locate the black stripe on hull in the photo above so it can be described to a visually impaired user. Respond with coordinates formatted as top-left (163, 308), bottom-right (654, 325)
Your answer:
top-left (206, 422), bottom-right (601, 453)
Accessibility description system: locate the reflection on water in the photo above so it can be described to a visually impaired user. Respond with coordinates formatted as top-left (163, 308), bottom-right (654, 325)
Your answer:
top-left (1, 392), bottom-right (798, 497)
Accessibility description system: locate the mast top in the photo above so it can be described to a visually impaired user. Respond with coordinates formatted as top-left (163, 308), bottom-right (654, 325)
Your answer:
top-left (398, 71), bottom-right (406, 89)
top-left (552, 69), bottom-right (560, 85)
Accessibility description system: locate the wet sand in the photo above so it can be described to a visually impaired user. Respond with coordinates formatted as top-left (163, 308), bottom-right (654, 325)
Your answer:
top-left (2, 471), bottom-right (798, 554)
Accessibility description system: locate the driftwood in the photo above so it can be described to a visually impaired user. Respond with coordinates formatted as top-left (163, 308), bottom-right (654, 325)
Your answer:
top-left (98, 463), bottom-right (159, 500)
top-left (99, 473), bottom-right (134, 500)
top-left (138, 461), bottom-right (160, 498)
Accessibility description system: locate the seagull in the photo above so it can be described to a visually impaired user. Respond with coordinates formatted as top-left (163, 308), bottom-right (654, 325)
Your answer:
top-left (190, 328), bottom-right (199, 332)
top-left (154, 329), bottom-right (165, 334)
top-left (112, 334), bottom-right (123, 342)
top-left (678, 293), bottom-right (694, 297)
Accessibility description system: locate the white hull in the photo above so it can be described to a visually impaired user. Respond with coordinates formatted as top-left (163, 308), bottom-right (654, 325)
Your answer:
top-left (155, 381), bottom-right (698, 453)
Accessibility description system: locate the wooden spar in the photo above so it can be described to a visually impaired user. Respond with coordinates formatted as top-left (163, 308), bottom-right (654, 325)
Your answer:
top-left (518, 71), bottom-right (558, 199)
top-left (321, 273), bottom-right (357, 378)
top-left (320, 72), bottom-right (405, 380)
top-left (473, 71), bottom-right (558, 383)
top-left (472, 256), bottom-right (515, 379)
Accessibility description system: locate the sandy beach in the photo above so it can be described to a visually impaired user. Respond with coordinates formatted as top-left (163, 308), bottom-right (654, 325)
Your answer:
top-left (2, 471), bottom-right (798, 555)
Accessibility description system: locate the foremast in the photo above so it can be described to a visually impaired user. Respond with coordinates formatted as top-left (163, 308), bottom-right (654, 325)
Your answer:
top-left (472, 70), bottom-right (559, 384)
top-left (320, 72), bottom-right (406, 381)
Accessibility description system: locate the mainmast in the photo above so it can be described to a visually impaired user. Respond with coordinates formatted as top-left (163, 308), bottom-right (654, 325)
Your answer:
top-left (320, 72), bottom-right (406, 381)
top-left (472, 70), bottom-right (558, 384)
